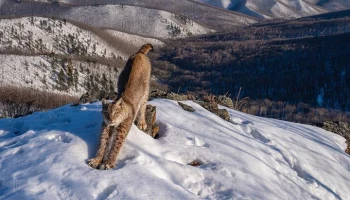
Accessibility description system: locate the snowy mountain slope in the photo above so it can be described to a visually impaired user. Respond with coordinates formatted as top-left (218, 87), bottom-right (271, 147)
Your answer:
top-left (0, 54), bottom-right (119, 96)
top-left (0, 16), bottom-right (165, 96)
top-left (0, 2), bottom-right (213, 39)
top-left (102, 29), bottom-right (164, 53)
top-left (70, 0), bottom-right (257, 28)
top-left (0, 0), bottom-right (256, 33)
top-left (0, 99), bottom-right (349, 199)
top-left (194, 0), bottom-right (350, 19)
top-left (0, 17), bottom-right (126, 59)
top-left (61, 5), bottom-right (212, 39)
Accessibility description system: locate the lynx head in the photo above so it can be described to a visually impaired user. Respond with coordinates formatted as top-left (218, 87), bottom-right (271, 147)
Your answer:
top-left (101, 98), bottom-right (125, 126)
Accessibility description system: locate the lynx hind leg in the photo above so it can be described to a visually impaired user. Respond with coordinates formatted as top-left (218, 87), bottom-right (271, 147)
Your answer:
top-left (88, 124), bottom-right (110, 169)
top-left (99, 119), bottom-right (132, 170)
top-left (136, 99), bottom-right (147, 131)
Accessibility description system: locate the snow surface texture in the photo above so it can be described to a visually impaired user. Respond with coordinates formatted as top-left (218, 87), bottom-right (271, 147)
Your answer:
top-left (0, 99), bottom-right (349, 199)
top-left (194, 0), bottom-right (350, 19)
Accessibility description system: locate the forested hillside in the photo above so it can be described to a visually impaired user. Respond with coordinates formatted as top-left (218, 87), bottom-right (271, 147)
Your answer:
top-left (153, 11), bottom-right (350, 114)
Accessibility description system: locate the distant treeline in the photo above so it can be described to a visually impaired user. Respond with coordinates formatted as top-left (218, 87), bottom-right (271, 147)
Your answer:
top-left (154, 32), bottom-right (350, 111)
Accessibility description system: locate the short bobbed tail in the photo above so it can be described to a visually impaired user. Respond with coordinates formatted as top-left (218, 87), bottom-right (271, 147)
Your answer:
top-left (138, 43), bottom-right (154, 55)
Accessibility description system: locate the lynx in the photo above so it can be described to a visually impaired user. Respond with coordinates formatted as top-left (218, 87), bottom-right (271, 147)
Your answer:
top-left (88, 44), bottom-right (153, 170)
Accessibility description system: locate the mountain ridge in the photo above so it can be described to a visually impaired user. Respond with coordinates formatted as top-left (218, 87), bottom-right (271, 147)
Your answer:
top-left (195, 0), bottom-right (350, 19)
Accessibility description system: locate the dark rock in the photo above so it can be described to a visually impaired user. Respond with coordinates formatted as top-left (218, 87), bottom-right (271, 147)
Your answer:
top-left (217, 95), bottom-right (234, 108)
top-left (188, 160), bottom-right (202, 167)
top-left (149, 89), bottom-right (168, 100)
top-left (167, 92), bottom-right (188, 101)
top-left (149, 89), bottom-right (188, 101)
top-left (145, 105), bottom-right (157, 125)
top-left (149, 89), bottom-right (230, 121)
top-left (178, 102), bottom-right (195, 112)
top-left (195, 101), bottom-right (230, 121)
top-left (216, 109), bottom-right (231, 121)
top-left (135, 105), bottom-right (159, 138)
top-left (319, 121), bottom-right (350, 154)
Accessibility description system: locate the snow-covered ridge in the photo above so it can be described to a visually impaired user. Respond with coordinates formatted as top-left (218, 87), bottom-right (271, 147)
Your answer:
top-left (0, 16), bottom-right (166, 96)
top-left (0, 17), bottom-right (126, 59)
top-left (61, 4), bottom-right (213, 39)
top-left (6, 0), bottom-right (256, 30)
top-left (0, 54), bottom-right (119, 96)
top-left (194, 0), bottom-right (350, 19)
top-left (0, 99), bottom-right (349, 199)
top-left (103, 29), bottom-right (164, 49)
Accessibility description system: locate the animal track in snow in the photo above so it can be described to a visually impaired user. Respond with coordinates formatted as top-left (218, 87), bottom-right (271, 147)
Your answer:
top-left (85, 122), bottom-right (98, 129)
top-left (60, 117), bottom-right (72, 124)
top-left (13, 147), bottom-right (24, 155)
top-left (0, 140), bottom-right (19, 149)
top-left (10, 121), bottom-right (27, 135)
top-left (250, 129), bottom-right (272, 145)
top-left (201, 163), bottom-right (235, 178)
top-left (238, 123), bottom-right (337, 198)
top-left (47, 133), bottom-right (73, 143)
top-left (96, 184), bottom-right (118, 200)
top-left (40, 112), bottom-right (72, 126)
top-left (230, 117), bottom-right (253, 125)
top-left (156, 121), bottom-right (169, 138)
top-left (115, 147), bottom-right (141, 169)
top-left (239, 123), bottom-right (274, 145)
top-left (186, 137), bottom-right (211, 148)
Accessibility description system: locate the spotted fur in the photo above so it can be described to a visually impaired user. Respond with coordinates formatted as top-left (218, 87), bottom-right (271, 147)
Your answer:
top-left (88, 44), bottom-right (153, 170)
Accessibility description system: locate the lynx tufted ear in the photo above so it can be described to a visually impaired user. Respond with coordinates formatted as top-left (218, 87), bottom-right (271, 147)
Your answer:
top-left (113, 98), bottom-right (123, 106)
top-left (102, 98), bottom-right (108, 105)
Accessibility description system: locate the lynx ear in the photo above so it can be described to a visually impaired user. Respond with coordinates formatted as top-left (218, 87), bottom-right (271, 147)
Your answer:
top-left (113, 98), bottom-right (123, 105)
top-left (102, 98), bottom-right (107, 105)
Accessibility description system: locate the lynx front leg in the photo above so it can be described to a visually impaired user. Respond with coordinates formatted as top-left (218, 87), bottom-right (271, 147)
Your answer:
top-left (88, 124), bottom-right (110, 169)
top-left (136, 100), bottom-right (147, 131)
top-left (99, 119), bottom-right (132, 170)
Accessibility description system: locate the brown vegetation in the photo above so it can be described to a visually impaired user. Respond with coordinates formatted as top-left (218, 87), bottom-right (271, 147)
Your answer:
top-left (0, 85), bottom-right (78, 118)
top-left (242, 99), bottom-right (350, 125)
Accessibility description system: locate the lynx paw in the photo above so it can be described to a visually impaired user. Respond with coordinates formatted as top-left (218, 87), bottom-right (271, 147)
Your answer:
top-left (137, 121), bottom-right (147, 131)
top-left (87, 158), bottom-right (101, 169)
top-left (98, 162), bottom-right (115, 170)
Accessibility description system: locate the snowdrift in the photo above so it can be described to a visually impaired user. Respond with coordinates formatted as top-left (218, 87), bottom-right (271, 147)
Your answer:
top-left (0, 99), bottom-right (349, 199)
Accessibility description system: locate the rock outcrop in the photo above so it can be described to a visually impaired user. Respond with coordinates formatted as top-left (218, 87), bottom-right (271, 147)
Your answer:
top-left (135, 105), bottom-right (159, 138)
top-left (319, 121), bottom-right (350, 154)
top-left (217, 95), bottom-right (234, 108)
top-left (149, 89), bottom-right (189, 101)
top-left (178, 102), bottom-right (195, 112)
top-left (195, 101), bottom-right (230, 121)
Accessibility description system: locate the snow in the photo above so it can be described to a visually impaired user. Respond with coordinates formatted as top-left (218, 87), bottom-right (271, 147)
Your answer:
top-left (0, 54), bottom-right (119, 96)
top-left (194, 0), bottom-right (336, 19)
top-left (0, 99), bottom-right (349, 199)
top-left (0, 17), bottom-right (126, 59)
top-left (61, 4), bottom-right (212, 39)
top-left (103, 29), bottom-right (164, 49)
